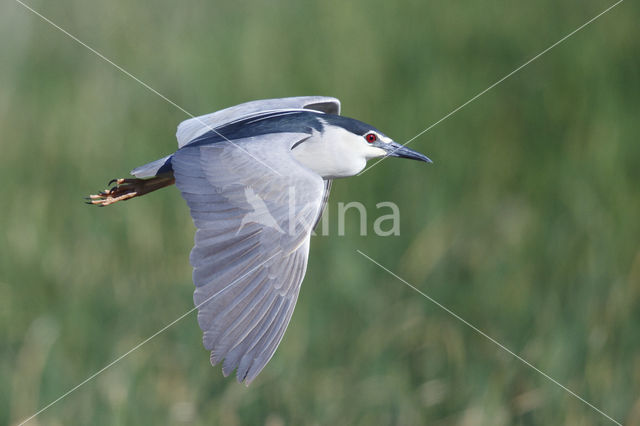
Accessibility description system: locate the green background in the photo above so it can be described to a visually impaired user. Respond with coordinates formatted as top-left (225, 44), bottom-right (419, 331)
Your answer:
top-left (1, 0), bottom-right (639, 424)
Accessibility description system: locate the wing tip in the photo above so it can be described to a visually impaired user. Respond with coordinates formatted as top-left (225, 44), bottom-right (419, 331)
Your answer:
top-left (210, 350), bottom-right (256, 386)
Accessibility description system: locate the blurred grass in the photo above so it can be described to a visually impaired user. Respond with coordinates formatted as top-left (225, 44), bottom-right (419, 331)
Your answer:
top-left (1, 0), bottom-right (639, 424)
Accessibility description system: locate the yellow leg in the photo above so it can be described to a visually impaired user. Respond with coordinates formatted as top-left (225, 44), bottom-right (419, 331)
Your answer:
top-left (87, 174), bottom-right (175, 206)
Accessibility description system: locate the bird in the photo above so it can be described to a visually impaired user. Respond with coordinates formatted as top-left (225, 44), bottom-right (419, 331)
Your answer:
top-left (88, 96), bottom-right (431, 384)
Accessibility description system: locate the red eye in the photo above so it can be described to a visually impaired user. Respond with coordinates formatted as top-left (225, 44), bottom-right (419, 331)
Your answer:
top-left (365, 133), bottom-right (377, 143)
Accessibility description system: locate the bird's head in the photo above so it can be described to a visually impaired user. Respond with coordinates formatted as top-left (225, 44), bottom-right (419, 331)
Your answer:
top-left (292, 113), bottom-right (431, 178)
top-left (321, 115), bottom-right (431, 162)
top-left (355, 128), bottom-right (432, 163)
top-left (321, 115), bottom-right (431, 171)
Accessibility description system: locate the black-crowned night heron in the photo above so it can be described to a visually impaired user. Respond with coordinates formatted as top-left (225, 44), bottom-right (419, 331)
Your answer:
top-left (89, 96), bottom-right (431, 384)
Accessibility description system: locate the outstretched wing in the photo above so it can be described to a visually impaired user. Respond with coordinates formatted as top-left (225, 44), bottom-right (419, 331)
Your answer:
top-left (171, 132), bottom-right (324, 384)
top-left (176, 96), bottom-right (341, 148)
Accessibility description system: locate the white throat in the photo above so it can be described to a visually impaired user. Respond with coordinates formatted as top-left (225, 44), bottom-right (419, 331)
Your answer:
top-left (291, 126), bottom-right (385, 179)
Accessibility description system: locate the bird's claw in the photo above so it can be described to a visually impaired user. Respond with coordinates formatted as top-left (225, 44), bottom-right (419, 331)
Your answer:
top-left (87, 178), bottom-right (142, 206)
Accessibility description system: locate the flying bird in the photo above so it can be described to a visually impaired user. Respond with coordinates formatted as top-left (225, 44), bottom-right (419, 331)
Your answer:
top-left (89, 96), bottom-right (431, 384)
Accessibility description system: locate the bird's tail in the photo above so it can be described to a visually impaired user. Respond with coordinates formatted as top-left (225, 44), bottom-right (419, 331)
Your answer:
top-left (87, 173), bottom-right (175, 206)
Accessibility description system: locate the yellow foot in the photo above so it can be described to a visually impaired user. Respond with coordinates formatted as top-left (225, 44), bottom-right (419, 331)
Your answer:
top-left (87, 178), bottom-right (144, 206)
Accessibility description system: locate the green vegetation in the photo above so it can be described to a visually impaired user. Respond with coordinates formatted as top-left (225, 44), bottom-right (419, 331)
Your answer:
top-left (1, 0), bottom-right (638, 424)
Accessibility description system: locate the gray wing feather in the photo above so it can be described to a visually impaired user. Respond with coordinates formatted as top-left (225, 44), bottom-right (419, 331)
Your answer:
top-left (172, 132), bottom-right (324, 384)
top-left (313, 180), bottom-right (332, 230)
top-left (176, 96), bottom-right (341, 148)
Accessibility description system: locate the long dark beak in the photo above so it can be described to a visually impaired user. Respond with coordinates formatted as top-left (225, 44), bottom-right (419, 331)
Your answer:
top-left (385, 141), bottom-right (432, 163)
